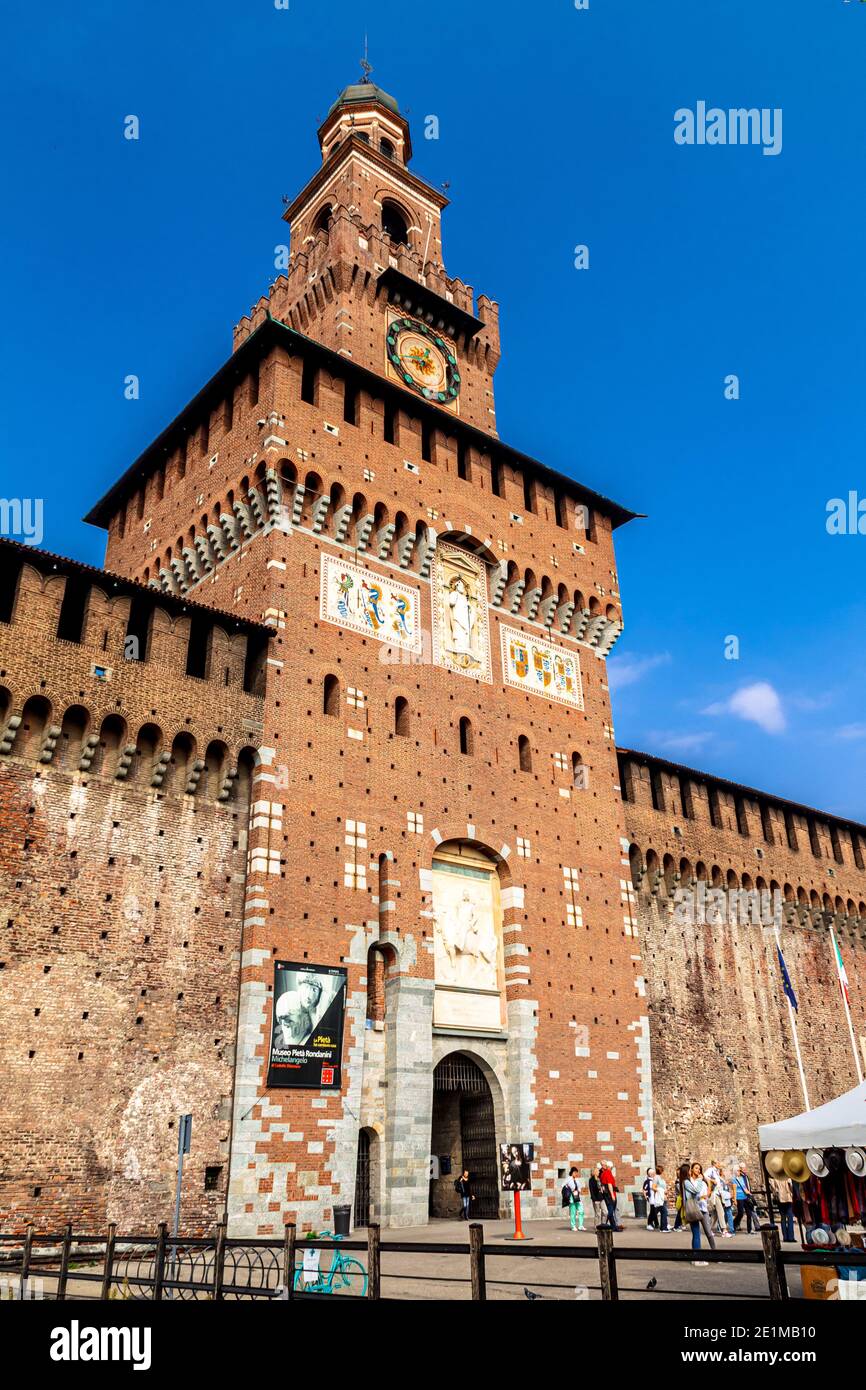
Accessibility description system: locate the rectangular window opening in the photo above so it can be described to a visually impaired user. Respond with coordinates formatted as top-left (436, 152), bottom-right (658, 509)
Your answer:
top-left (57, 574), bottom-right (90, 645)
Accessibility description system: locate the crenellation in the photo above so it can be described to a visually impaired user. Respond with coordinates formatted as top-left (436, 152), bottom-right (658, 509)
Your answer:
top-left (4, 75), bottom-right (862, 1244)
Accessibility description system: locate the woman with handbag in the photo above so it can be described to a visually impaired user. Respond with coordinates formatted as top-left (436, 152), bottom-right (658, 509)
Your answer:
top-left (684, 1161), bottom-right (717, 1265)
top-left (673, 1161), bottom-right (689, 1230)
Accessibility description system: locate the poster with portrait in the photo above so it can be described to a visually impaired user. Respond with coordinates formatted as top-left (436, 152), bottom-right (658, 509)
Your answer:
top-left (266, 961), bottom-right (347, 1090)
top-left (500, 1143), bottom-right (534, 1192)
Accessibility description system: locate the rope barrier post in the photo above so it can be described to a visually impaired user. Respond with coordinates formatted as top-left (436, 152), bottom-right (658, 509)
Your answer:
top-left (367, 1223), bottom-right (381, 1299)
top-left (596, 1225), bottom-right (619, 1301)
top-left (283, 1220), bottom-right (296, 1300)
top-left (761, 1224), bottom-right (789, 1301)
top-left (153, 1222), bottom-right (168, 1302)
top-left (211, 1220), bottom-right (227, 1301)
top-left (469, 1222), bottom-right (487, 1301)
top-left (19, 1223), bottom-right (34, 1301)
top-left (99, 1223), bottom-right (117, 1300)
top-left (56, 1222), bottom-right (73, 1301)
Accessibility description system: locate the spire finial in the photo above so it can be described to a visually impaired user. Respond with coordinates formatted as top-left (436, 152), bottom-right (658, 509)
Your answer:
top-left (360, 34), bottom-right (373, 83)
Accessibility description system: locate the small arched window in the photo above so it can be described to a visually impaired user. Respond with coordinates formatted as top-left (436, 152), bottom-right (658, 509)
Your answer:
top-left (382, 201), bottom-right (409, 246)
top-left (323, 674), bottom-right (340, 718)
top-left (313, 203), bottom-right (333, 236)
top-left (380, 138), bottom-right (395, 159)
top-left (459, 717), bottom-right (473, 756)
top-left (395, 697), bottom-right (410, 737)
top-left (518, 735), bottom-right (532, 773)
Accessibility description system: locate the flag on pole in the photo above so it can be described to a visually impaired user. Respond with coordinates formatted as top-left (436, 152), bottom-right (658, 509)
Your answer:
top-left (833, 933), bottom-right (851, 1004)
top-left (777, 946), bottom-right (798, 1011)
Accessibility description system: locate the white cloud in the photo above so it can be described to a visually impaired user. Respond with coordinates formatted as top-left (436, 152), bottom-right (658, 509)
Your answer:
top-left (607, 651), bottom-right (671, 691)
top-left (703, 681), bottom-right (786, 735)
top-left (836, 723), bottom-right (866, 741)
top-left (657, 731), bottom-right (714, 755)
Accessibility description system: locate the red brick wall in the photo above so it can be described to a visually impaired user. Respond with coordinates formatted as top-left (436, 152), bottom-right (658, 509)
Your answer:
top-left (97, 325), bottom-right (643, 1230)
top-left (620, 751), bottom-right (866, 1172)
top-left (0, 557), bottom-right (263, 1233)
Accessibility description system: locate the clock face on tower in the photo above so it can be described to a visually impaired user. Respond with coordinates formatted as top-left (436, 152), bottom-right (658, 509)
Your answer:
top-left (386, 316), bottom-right (461, 405)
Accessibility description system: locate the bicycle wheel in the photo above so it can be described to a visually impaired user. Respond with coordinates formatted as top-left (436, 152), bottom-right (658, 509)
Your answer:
top-left (336, 1257), bottom-right (368, 1297)
top-left (293, 1268), bottom-right (324, 1294)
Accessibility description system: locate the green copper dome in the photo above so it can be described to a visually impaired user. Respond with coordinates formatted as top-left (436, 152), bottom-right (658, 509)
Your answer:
top-left (327, 80), bottom-right (400, 118)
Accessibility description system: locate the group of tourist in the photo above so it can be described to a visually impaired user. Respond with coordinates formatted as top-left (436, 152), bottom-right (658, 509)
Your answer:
top-left (662, 1160), bottom-right (760, 1264)
top-left (562, 1158), bottom-right (784, 1265)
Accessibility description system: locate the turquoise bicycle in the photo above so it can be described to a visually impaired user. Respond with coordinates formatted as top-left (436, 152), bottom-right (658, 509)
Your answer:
top-left (292, 1235), bottom-right (368, 1297)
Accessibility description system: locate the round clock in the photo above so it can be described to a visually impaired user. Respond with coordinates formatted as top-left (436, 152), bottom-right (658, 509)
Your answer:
top-left (386, 317), bottom-right (461, 404)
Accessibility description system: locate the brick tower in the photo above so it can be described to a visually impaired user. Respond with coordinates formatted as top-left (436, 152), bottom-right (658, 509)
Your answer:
top-left (85, 73), bottom-right (649, 1233)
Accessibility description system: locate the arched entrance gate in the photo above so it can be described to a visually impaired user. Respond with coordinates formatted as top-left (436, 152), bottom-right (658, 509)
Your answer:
top-left (429, 1053), bottom-right (499, 1219)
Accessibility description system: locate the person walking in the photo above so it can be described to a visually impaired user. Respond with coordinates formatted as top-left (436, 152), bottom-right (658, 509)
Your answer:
top-left (732, 1165), bottom-right (756, 1233)
top-left (684, 1161), bottom-right (717, 1266)
top-left (717, 1166), bottom-right (735, 1236)
top-left (454, 1169), bottom-right (474, 1221)
top-left (769, 1175), bottom-right (795, 1242)
top-left (673, 1161), bottom-right (690, 1230)
top-left (643, 1168), bottom-right (657, 1230)
top-left (563, 1166), bottom-right (585, 1232)
top-left (704, 1158), bottom-right (725, 1235)
top-left (599, 1161), bottom-right (623, 1231)
top-left (588, 1164), bottom-right (606, 1228)
top-left (650, 1165), bottom-right (669, 1231)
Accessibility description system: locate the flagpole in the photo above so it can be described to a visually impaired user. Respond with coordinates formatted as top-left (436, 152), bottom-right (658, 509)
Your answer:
top-left (829, 926), bottom-right (864, 1084)
top-left (774, 925), bottom-right (810, 1111)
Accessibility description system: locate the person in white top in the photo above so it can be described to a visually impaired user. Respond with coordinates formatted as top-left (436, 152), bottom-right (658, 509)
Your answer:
top-left (650, 1164), bottom-right (669, 1231)
top-left (704, 1159), bottom-right (728, 1237)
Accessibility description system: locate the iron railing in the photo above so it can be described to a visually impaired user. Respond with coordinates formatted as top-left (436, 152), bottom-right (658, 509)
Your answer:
top-left (0, 1220), bottom-right (850, 1301)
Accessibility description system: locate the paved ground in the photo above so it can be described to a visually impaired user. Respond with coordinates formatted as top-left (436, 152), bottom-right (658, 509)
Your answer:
top-left (375, 1216), bottom-right (798, 1301)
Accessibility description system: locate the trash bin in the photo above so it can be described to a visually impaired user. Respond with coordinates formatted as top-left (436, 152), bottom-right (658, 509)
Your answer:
top-left (632, 1192), bottom-right (648, 1220)
top-left (333, 1204), bottom-right (352, 1237)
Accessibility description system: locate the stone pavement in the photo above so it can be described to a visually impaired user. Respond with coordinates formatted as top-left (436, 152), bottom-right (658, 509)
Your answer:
top-left (376, 1215), bottom-right (799, 1301)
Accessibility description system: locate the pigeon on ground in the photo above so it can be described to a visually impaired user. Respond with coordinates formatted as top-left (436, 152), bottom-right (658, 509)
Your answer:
top-left (524, 1287), bottom-right (543, 1300)
top-left (646, 1277), bottom-right (657, 1290)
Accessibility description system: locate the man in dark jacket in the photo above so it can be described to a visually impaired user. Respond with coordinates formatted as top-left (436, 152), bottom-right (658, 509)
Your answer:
top-left (455, 1170), bottom-right (474, 1220)
top-left (588, 1165), bottom-right (606, 1227)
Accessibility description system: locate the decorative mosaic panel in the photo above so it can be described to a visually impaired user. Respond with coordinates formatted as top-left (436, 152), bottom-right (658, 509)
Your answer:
top-left (499, 623), bottom-right (584, 709)
top-left (431, 542), bottom-right (492, 683)
top-left (320, 553), bottom-right (421, 653)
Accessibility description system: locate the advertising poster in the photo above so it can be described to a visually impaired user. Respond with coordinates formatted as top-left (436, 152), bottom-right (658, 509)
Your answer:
top-left (500, 1143), bottom-right (534, 1191)
top-left (266, 961), bottom-right (347, 1090)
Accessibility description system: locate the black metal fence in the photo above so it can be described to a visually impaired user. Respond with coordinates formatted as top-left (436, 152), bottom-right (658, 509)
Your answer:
top-left (0, 1220), bottom-right (846, 1301)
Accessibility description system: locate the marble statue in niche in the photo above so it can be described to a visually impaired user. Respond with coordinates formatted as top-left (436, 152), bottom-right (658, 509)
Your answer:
top-left (432, 543), bottom-right (492, 681)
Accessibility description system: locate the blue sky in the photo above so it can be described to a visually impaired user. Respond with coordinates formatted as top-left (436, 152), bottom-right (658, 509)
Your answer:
top-left (1, 0), bottom-right (864, 817)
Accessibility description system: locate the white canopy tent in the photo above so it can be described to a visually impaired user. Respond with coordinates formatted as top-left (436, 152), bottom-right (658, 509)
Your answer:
top-left (759, 1081), bottom-right (866, 1152)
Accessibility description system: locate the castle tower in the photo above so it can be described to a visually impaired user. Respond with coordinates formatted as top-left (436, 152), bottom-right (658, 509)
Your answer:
top-left (236, 72), bottom-right (501, 434)
top-left (85, 75), bottom-right (649, 1233)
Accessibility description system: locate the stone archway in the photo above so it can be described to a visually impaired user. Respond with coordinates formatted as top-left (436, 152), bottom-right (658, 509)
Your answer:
top-left (429, 1051), bottom-right (503, 1219)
